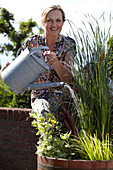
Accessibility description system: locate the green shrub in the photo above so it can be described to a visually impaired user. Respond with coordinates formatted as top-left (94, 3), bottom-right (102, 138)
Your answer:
top-left (0, 78), bottom-right (31, 108)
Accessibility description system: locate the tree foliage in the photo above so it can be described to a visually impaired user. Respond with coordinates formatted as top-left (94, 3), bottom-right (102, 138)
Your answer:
top-left (0, 7), bottom-right (44, 108)
top-left (0, 7), bottom-right (38, 57)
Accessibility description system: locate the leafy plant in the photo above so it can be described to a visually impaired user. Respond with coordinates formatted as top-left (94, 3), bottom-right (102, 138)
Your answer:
top-left (10, 91), bottom-right (31, 108)
top-left (0, 78), bottom-right (13, 107)
top-left (0, 77), bottom-right (31, 108)
top-left (29, 111), bottom-right (78, 159)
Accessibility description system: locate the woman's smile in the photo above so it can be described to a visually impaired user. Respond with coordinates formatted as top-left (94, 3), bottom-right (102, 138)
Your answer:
top-left (50, 28), bottom-right (58, 32)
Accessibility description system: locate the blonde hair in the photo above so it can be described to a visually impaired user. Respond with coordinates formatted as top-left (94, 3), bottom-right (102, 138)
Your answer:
top-left (41, 5), bottom-right (65, 25)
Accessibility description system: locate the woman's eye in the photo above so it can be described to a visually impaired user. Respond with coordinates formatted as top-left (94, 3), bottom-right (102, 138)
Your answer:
top-left (47, 19), bottom-right (51, 22)
top-left (57, 19), bottom-right (61, 22)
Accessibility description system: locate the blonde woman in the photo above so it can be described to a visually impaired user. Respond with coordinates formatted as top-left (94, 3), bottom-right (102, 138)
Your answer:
top-left (1, 5), bottom-right (77, 118)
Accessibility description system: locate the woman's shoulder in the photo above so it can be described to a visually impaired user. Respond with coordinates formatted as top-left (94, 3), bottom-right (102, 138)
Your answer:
top-left (61, 35), bottom-right (75, 45)
top-left (61, 34), bottom-right (76, 50)
top-left (23, 34), bottom-right (44, 48)
top-left (24, 34), bottom-right (43, 43)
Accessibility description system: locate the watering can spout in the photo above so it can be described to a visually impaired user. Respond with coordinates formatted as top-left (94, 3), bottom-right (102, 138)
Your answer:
top-left (22, 82), bottom-right (65, 94)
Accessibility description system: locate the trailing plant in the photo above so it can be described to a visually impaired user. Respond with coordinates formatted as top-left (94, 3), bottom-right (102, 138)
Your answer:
top-left (29, 111), bottom-right (79, 159)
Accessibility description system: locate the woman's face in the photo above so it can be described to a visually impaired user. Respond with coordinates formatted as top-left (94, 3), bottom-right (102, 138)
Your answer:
top-left (44, 9), bottom-right (64, 36)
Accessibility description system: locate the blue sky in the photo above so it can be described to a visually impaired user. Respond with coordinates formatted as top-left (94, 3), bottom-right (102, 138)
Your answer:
top-left (0, 0), bottom-right (113, 67)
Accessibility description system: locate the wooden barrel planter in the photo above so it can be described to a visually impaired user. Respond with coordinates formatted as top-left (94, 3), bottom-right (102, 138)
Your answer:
top-left (37, 154), bottom-right (113, 170)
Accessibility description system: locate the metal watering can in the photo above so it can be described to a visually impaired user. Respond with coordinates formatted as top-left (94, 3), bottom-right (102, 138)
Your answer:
top-left (1, 46), bottom-right (50, 94)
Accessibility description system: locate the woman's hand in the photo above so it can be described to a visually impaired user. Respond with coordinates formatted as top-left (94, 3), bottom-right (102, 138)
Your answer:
top-left (43, 51), bottom-right (58, 65)
top-left (0, 62), bottom-right (10, 76)
top-left (43, 51), bottom-right (73, 83)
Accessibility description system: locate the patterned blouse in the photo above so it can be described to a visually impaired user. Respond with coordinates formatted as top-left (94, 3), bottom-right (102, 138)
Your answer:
top-left (23, 34), bottom-right (77, 102)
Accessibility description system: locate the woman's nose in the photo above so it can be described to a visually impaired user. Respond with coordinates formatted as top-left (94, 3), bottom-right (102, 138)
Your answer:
top-left (52, 21), bottom-right (56, 26)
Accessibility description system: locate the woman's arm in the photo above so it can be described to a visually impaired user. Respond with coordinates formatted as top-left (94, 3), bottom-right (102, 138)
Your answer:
top-left (44, 51), bottom-right (74, 83)
top-left (0, 62), bottom-right (10, 77)
top-left (1, 62), bottom-right (10, 72)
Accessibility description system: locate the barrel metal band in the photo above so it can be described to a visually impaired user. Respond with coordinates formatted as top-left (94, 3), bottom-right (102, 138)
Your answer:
top-left (38, 162), bottom-right (89, 170)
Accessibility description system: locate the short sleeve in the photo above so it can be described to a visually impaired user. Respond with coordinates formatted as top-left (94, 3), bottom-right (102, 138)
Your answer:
top-left (66, 36), bottom-right (77, 55)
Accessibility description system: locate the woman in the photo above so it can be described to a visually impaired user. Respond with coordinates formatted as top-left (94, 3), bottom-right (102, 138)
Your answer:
top-left (1, 5), bottom-right (77, 118)
top-left (23, 5), bottom-right (77, 117)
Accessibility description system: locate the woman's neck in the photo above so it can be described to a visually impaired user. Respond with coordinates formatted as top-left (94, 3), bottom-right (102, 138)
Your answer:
top-left (45, 33), bottom-right (59, 50)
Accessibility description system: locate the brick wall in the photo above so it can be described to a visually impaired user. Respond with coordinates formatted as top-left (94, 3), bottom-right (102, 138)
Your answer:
top-left (0, 107), bottom-right (38, 170)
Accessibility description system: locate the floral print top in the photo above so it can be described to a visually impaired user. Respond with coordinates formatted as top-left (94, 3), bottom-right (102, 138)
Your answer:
top-left (23, 34), bottom-right (76, 101)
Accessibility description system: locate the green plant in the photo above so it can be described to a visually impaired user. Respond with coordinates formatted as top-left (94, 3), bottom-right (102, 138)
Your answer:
top-left (30, 110), bottom-right (113, 160)
top-left (0, 77), bottom-right (31, 108)
top-left (0, 78), bottom-right (13, 107)
top-left (30, 111), bottom-right (78, 159)
top-left (68, 14), bottom-right (113, 139)
top-left (10, 91), bottom-right (31, 108)
top-left (72, 131), bottom-right (113, 160)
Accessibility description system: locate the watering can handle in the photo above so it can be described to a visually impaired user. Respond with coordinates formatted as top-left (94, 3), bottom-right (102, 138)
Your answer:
top-left (16, 46), bottom-right (49, 58)
top-left (30, 46), bottom-right (49, 55)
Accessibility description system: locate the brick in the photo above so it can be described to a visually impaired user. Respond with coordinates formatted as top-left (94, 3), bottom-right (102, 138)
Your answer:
top-left (11, 128), bottom-right (26, 137)
top-left (18, 136), bottom-right (37, 144)
top-left (8, 109), bottom-right (13, 120)
top-left (0, 121), bottom-right (17, 128)
top-left (18, 121), bottom-right (31, 129)
top-left (24, 129), bottom-right (36, 137)
top-left (18, 110), bottom-right (24, 121)
top-left (0, 156), bottom-right (16, 170)
top-left (27, 151), bottom-right (37, 159)
top-left (11, 136), bottom-right (19, 144)
top-left (0, 142), bottom-right (12, 150)
top-left (9, 158), bottom-right (36, 170)
top-left (24, 111), bottom-right (30, 120)
top-left (0, 135), bottom-right (12, 142)
top-left (8, 150), bottom-right (28, 159)
top-left (0, 121), bottom-right (13, 128)
top-left (14, 110), bottom-right (18, 120)
top-left (17, 135), bottom-right (37, 144)
top-left (2, 109), bottom-right (7, 119)
top-left (0, 111), bottom-right (2, 119)
top-left (11, 142), bottom-right (33, 152)
top-left (0, 109), bottom-right (8, 120)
